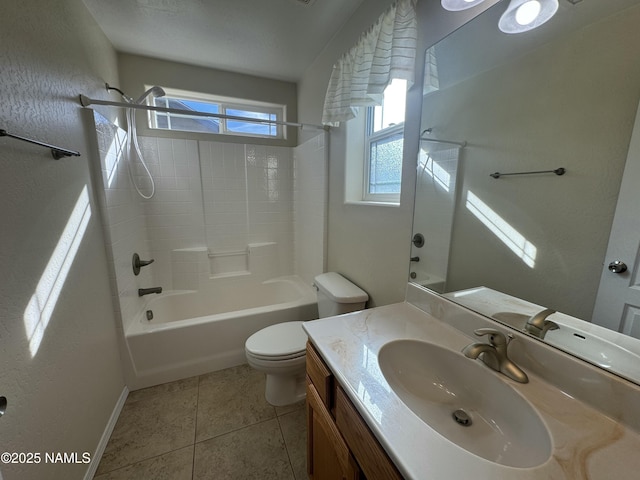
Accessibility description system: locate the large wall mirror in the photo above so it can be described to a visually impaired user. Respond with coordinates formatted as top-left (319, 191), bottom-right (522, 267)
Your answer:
top-left (411, 0), bottom-right (640, 384)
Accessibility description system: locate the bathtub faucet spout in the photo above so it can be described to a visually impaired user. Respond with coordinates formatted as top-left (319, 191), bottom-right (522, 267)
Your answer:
top-left (138, 287), bottom-right (163, 297)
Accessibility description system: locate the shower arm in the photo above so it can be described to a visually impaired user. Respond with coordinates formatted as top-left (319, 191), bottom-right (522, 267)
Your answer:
top-left (78, 95), bottom-right (329, 132)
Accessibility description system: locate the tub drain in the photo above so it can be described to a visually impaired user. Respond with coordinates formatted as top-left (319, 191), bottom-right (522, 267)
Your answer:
top-left (452, 409), bottom-right (472, 426)
top-left (146, 310), bottom-right (154, 321)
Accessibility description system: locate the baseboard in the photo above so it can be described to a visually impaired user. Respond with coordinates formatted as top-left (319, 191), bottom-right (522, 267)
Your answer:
top-left (84, 386), bottom-right (129, 480)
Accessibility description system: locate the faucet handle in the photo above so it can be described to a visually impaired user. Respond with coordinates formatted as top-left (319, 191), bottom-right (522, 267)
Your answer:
top-left (474, 328), bottom-right (507, 346)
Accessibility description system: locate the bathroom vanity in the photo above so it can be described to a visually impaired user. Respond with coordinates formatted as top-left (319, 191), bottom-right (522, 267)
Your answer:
top-left (303, 284), bottom-right (640, 479)
top-left (306, 341), bottom-right (402, 479)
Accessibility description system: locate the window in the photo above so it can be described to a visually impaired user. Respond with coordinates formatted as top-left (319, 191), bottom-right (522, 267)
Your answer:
top-left (363, 79), bottom-right (407, 203)
top-left (146, 87), bottom-right (286, 139)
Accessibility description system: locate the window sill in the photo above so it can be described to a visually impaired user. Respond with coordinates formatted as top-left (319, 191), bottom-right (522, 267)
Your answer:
top-left (344, 200), bottom-right (400, 208)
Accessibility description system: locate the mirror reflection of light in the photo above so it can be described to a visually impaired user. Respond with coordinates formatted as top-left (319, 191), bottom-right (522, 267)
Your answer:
top-left (418, 151), bottom-right (451, 192)
top-left (516, 0), bottom-right (541, 25)
top-left (466, 191), bottom-right (537, 268)
top-left (23, 186), bottom-right (92, 357)
top-left (448, 287), bottom-right (487, 298)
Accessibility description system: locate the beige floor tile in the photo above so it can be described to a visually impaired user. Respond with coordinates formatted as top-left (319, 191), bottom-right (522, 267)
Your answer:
top-left (278, 407), bottom-right (308, 480)
top-left (196, 364), bottom-right (276, 442)
top-left (96, 386), bottom-right (197, 474)
top-left (193, 419), bottom-right (295, 480)
top-left (275, 399), bottom-right (306, 417)
top-left (127, 377), bottom-right (199, 404)
top-left (93, 446), bottom-right (194, 480)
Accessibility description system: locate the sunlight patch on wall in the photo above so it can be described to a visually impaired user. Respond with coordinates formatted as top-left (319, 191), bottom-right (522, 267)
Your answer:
top-left (466, 190), bottom-right (537, 268)
top-left (106, 130), bottom-right (126, 188)
top-left (93, 112), bottom-right (127, 189)
top-left (23, 186), bottom-right (92, 357)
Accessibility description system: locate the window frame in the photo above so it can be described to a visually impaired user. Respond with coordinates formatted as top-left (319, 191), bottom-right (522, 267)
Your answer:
top-left (146, 87), bottom-right (287, 140)
top-left (362, 109), bottom-right (404, 203)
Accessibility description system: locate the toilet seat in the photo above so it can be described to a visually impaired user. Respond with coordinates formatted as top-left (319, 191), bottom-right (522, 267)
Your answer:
top-left (245, 321), bottom-right (307, 361)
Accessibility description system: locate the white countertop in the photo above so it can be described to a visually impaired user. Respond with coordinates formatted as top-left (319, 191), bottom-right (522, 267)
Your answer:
top-left (303, 299), bottom-right (640, 479)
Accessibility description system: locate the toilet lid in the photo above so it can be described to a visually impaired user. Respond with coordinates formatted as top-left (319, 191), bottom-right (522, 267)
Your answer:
top-left (245, 321), bottom-right (307, 359)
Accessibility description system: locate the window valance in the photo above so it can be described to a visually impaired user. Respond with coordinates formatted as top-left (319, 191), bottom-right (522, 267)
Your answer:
top-left (321, 0), bottom-right (418, 126)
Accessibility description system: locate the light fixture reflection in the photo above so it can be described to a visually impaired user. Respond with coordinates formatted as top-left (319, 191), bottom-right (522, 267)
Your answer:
top-left (466, 190), bottom-right (537, 268)
top-left (499, 0), bottom-right (559, 34)
top-left (441, 0), bottom-right (487, 11)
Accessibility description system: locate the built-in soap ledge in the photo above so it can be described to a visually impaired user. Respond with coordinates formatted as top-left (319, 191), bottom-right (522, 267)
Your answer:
top-left (406, 282), bottom-right (640, 433)
top-left (207, 242), bottom-right (280, 279)
top-left (208, 247), bottom-right (249, 278)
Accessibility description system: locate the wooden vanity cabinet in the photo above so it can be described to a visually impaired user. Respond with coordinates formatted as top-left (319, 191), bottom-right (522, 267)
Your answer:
top-left (306, 342), bottom-right (403, 480)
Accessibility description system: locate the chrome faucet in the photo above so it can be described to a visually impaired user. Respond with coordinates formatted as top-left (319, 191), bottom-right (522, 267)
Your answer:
top-left (524, 308), bottom-right (559, 339)
top-left (138, 287), bottom-right (162, 297)
top-left (462, 328), bottom-right (529, 383)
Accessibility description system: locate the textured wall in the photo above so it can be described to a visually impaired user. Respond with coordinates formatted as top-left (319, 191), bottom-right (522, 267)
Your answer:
top-left (0, 1), bottom-right (125, 479)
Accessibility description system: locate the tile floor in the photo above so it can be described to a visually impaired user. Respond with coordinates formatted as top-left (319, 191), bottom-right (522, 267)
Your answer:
top-left (94, 364), bottom-right (307, 480)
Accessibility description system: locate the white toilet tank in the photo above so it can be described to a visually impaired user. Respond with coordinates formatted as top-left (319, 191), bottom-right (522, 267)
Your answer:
top-left (313, 272), bottom-right (369, 318)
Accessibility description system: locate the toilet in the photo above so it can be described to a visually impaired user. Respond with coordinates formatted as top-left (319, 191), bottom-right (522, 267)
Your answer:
top-left (245, 272), bottom-right (368, 406)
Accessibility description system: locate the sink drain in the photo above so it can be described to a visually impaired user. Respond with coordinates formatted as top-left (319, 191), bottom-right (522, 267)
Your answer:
top-left (452, 409), bottom-right (472, 426)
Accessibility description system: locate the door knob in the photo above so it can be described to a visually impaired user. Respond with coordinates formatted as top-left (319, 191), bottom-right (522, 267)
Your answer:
top-left (608, 260), bottom-right (628, 274)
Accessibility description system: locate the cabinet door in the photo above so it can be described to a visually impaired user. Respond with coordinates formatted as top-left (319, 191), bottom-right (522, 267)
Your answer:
top-left (336, 387), bottom-right (404, 480)
top-left (307, 382), bottom-right (361, 480)
top-left (306, 341), bottom-right (333, 408)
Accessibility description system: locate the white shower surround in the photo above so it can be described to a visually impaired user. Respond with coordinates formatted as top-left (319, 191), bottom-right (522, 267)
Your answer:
top-left (93, 115), bottom-right (327, 389)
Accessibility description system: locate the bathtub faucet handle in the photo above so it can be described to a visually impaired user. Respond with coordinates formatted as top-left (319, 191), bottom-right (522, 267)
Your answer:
top-left (132, 253), bottom-right (155, 276)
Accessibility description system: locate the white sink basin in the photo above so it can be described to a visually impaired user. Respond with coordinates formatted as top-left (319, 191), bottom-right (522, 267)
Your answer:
top-left (378, 340), bottom-right (551, 468)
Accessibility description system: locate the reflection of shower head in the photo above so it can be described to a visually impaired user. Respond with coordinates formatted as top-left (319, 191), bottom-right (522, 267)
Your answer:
top-left (135, 86), bottom-right (166, 104)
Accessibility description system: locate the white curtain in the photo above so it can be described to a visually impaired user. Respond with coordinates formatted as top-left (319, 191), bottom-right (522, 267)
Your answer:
top-left (321, 0), bottom-right (418, 127)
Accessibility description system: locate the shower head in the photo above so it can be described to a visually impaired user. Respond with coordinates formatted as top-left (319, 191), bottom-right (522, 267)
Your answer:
top-left (135, 86), bottom-right (166, 104)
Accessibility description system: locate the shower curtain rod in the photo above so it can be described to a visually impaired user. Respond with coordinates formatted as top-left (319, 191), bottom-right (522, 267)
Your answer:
top-left (419, 136), bottom-right (467, 148)
top-left (420, 128), bottom-right (466, 148)
top-left (78, 95), bottom-right (329, 131)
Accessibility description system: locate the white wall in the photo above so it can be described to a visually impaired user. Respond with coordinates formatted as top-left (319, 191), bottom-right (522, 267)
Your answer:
top-left (0, 1), bottom-right (126, 479)
top-left (297, 0), bottom-right (501, 306)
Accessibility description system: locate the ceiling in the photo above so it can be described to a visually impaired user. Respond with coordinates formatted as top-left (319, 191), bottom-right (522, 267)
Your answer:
top-left (81, 0), bottom-right (365, 83)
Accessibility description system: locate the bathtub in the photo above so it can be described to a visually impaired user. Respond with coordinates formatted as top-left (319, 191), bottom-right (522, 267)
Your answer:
top-left (125, 275), bottom-right (318, 389)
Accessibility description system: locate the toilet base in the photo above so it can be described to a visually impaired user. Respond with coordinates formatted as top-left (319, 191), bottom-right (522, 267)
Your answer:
top-left (265, 371), bottom-right (306, 406)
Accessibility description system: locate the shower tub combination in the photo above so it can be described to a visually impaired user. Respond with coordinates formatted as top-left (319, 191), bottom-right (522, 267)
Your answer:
top-left (125, 275), bottom-right (318, 389)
